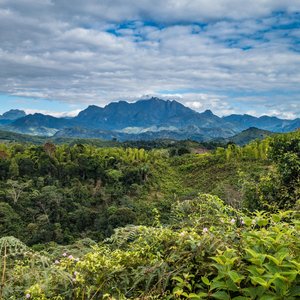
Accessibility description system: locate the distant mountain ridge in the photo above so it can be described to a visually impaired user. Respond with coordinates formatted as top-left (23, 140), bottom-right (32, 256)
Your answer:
top-left (74, 98), bottom-right (228, 130)
top-left (222, 114), bottom-right (293, 132)
top-left (0, 98), bottom-right (299, 141)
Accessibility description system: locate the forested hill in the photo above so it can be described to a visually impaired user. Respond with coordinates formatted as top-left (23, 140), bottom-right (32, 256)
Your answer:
top-left (0, 131), bottom-right (298, 243)
top-left (0, 130), bottom-right (299, 299)
top-left (0, 127), bottom-right (273, 147)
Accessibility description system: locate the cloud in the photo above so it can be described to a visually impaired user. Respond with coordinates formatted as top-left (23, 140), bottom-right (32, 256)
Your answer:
top-left (18, 0), bottom-right (300, 24)
top-left (24, 108), bottom-right (81, 118)
top-left (0, 1), bottom-right (299, 118)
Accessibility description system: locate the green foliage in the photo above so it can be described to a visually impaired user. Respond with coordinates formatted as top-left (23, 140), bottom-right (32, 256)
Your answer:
top-left (0, 144), bottom-right (163, 244)
top-left (171, 210), bottom-right (300, 300)
top-left (267, 131), bottom-right (300, 207)
top-left (240, 131), bottom-right (300, 210)
top-left (0, 131), bottom-right (299, 299)
top-left (4, 196), bottom-right (298, 300)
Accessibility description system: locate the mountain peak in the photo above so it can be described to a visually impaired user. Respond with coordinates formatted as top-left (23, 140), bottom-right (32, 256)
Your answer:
top-left (72, 97), bottom-right (224, 131)
top-left (137, 96), bottom-right (165, 102)
top-left (87, 104), bottom-right (101, 109)
top-left (202, 109), bottom-right (214, 116)
top-left (1, 109), bottom-right (26, 120)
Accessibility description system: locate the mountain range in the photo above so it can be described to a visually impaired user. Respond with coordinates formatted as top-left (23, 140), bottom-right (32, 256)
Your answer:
top-left (0, 98), bottom-right (299, 141)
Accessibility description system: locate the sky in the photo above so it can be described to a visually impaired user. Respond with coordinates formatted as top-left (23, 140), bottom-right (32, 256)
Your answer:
top-left (0, 0), bottom-right (300, 119)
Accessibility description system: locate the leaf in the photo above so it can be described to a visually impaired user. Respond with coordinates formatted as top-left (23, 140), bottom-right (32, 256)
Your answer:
top-left (271, 214), bottom-right (281, 222)
top-left (290, 286), bottom-right (300, 297)
top-left (173, 286), bottom-right (183, 293)
top-left (250, 276), bottom-right (268, 288)
top-left (260, 295), bottom-right (278, 300)
top-left (210, 280), bottom-right (228, 291)
top-left (257, 218), bottom-right (269, 227)
top-left (243, 217), bottom-right (252, 226)
top-left (242, 287), bottom-right (257, 298)
top-left (281, 270), bottom-right (298, 281)
top-left (201, 276), bottom-right (210, 286)
top-left (172, 276), bottom-right (184, 283)
top-left (211, 291), bottom-right (230, 300)
top-left (264, 262), bottom-right (280, 274)
top-left (243, 286), bottom-right (266, 298)
top-left (247, 265), bottom-right (265, 276)
top-left (290, 260), bottom-right (300, 269)
top-left (276, 248), bottom-right (290, 263)
top-left (245, 248), bottom-right (259, 258)
top-left (228, 270), bottom-right (244, 284)
top-left (266, 255), bottom-right (280, 266)
top-left (211, 256), bottom-right (226, 265)
top-left (225, 279), bottom-right (239, 292)
top-left (248, 257), bottom-right (266, 267)
top-left (188, 292), bottom-right (207, 299)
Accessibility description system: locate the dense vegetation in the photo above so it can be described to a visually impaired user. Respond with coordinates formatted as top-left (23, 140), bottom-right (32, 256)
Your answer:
top-left (0, 131), bottom-right (299, 299)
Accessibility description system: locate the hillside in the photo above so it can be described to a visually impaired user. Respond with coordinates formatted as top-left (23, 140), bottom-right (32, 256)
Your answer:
top-left (0, 128), bottom-right (119, 146)
top-left (222, 127), bottom-right (274, 145)
top-left (0, 131), bottom-right (299, 298)
top-left (0, 134), bottom-right (271, 244)
top-left (0, 129), bottom-right (219, 152)
top-left (0, 131), bottom-right (299, 299)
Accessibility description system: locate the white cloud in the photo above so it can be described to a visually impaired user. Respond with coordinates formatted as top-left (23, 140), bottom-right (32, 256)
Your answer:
top-left (24, 109), bottom-right (81, 118)
top-left (0, 0), bottom-right (299, 118)
top-left (45, 0), bottom-right (300, 23)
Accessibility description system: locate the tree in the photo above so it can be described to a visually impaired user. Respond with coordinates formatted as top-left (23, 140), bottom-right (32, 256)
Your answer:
top-left (6, 180), bottom-right (30, 204)
top-left (43, 142), bottom-right (56, 158)
top-left (8, 159), bottom-right (19, 178)
top-left (252, 132), bottom-right (300, 209)
top-left (0, 202), bottom-right (23, 237)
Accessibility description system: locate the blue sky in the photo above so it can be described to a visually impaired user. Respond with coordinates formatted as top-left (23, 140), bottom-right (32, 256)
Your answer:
top-left (0, 95), bottom-right (84, 117)
top-left (0, 1), bottom-right (300, 119)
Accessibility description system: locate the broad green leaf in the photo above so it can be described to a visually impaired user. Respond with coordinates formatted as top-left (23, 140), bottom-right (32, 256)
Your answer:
top-left (290, 260), bottom-right (300, 269)
top-left (211, 256), bottom-right (226, 265)
top-left (250, 276), bottom-right (268, 288)
top-left (172, 276), bottom-right (184, 283)
top-left (243, 217), bottom-right (252, 226)
top-left (257, 218), bottom-right (269, 227)
top-left (173, 287), bottom-right (183, 295)
top-left (211, 291), bottom-right (230, 300)
top-left (188, 292), bottom-right (207, 299)
top-left (271, 214), bottom-right (281, 223)
top-left (247, 265), bottom-right (265, 276)
top-left (276, 248), bottom-right (290, 263)
top-left (201, 276), bottom-right (210, 286)
top-left (210, 280), bottom-right (228, 291)
top-left (281, 270), bottom-right (298, 281)
top-left (260, 295), bottom-right (278, 300)
top-left (228, 270), bottom-right (244, 284)
top-left (266, 255), bottom-right (280, 266)
top-left (245, 248), bottom-right (259, 258)
top-left (225, 278), bottom-right (239, 292)
top-left (290, 285), bottom-right (300, 297)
